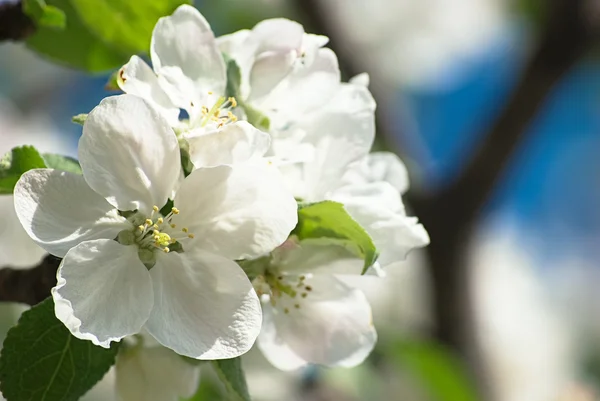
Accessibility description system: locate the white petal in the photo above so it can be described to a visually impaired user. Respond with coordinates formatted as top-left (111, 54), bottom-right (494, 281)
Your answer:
top-left (144, 248), bottom-right (261, 359)
top-left (172, 163), bottom-right (297, 260)
top-left (151, 4), bottom-right (226, 107)
top-left (53, 239), bottom-right (154, 347)
top-left (185, 121), bottom-right (270, 168)
top-left (14, 169), bottom-right (130, 258)
top-left (217, 29), bottom-right (251, 57)
top-left (258, 275), bottom-right (376, 369)
top-left (339, 189), bottom-right (430, 266)
top-left (256, 306), bottom-right (309, 371)
top-left (116, 344), bottom-right (199, 401)
top-left (254, 48), bottom-right (340, 125)
top-left (343, 152), bottom-right (410, 194)
top-left (118, 56), bottom-right (181, 126)
top-left (272, 238), bottom-right (363, 276)
top-left (80, 95), bottom-right (181, 214)
top-left (0, 195), bottom-right (46, 268)
top-left (249, 51), bottom-right (297, 100)
top-left (251, 18), bottom-right (304, 54)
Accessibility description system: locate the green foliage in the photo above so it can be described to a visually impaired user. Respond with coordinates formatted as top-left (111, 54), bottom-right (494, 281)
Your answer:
top-left (390, 340), bottom-right (478, 401)
top-left (293, 201), bottom-right (378, 273)
top-left (23, 0), bottom-right (66, 29)
top-left (224, 57), bottom-right (271, 132)
top-left (225, 57), bottom-right (241, 99)
top-left (0, 146), bottom-right (47, 194)
top-left (211, 358), bottom-right (251, 401)
top-left (42, 153), bottom-right (82, 174)
top-left (71, 0), bottom-right (189, 54)
top-left (26, 0), bottom-right (191, 73)
top-left (0, 298), bottom-right (119, 401)
top-left (71, 113), bottom-right (87, 125)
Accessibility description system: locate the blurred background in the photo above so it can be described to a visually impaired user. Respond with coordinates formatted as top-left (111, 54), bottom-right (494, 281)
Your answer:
top-left (1, 0), bottom-right (600, 400)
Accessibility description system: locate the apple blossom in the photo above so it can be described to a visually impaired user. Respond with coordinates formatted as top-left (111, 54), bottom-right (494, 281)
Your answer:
top-left (251, 238), bottom-right (376, 370)
top-left (14, 94), bottom-right (297, 359)
top-left (117, 5), bottom-right (271, 170)
top-left (115, 335), bottom-right (199, 401)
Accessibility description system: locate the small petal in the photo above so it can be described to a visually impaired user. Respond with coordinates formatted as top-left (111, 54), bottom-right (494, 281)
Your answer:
top-left (80, 95), bottom-right (181, 214)
top-left (254, 48), bottom-right (340, 125)
top-left (337, 186), bottom-right (430, 266)
top-left (14, 169), bottom-right (130, 257)
top-left (116, 344), bottom-right (199, 401)
top-left (273, 238), bottom-right (363, 276)
top-left (118, 55), bottom-right (181, 126)
top-left (343, 152), bottom-right (410, 194)
top-left (173, 163), bottom-right (297, 260)
top-left (249, 51), bottom-right (297, 100)
top-left (251, 18), bottom-right (304, 54)
top-left (185, 121), bottom-right (271, 168)
top-left (53, 239), bottom-right (154, 347)
top-left (258, 275), bottom-right (376, 369)
top-left (145, 248), bottom-right (261, 359)
top-left (151, 5), bottom-right (226, 107)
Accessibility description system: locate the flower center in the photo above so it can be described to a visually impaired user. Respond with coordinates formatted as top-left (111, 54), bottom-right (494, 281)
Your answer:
top-left (253, 271), bottom-right (313, 315)
top-left (118, 205), bottom-right (195, 268)
top-left (194, 94), bottom-right (238, 129)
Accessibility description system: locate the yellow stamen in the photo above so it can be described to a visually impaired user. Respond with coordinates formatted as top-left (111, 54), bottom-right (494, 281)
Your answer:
top-left (152, 205), bottom-right (159, 212)
top-left (172, 207), bottom-right (180, 215)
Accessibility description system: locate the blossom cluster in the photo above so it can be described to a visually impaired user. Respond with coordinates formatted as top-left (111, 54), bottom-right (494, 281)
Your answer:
top-left (12, 4), bottom-right (429, 399)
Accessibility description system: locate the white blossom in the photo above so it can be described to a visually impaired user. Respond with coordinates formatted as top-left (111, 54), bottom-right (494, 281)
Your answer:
top-left (115, 336), bottom-right (199, 401)
top-left (275, 78), bottom-right (429, 270)
top-left (14, 94), bottom-right (297, 359)
top-left (252, 238), bottom-right (376, 370)
top-left (117, 5), bottom-right (269, 170)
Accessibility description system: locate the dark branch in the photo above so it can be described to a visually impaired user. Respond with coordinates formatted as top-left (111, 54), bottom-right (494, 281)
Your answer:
top-left (0, 1), bottom-right (35, 42)
top-left (0, 255), bottom-right (59, 306)
top-left (424, 0), bottom-right (600, 224)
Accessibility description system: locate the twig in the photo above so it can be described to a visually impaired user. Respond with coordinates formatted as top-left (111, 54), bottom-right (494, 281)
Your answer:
top-left (0, 1), bottom-right (35, 42)
top-left (0, 255), bottom-right (59, 306)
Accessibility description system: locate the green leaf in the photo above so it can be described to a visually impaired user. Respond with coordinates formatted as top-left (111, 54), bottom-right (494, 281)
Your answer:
top-left (224, 57), bottom-right (241, 99)
top-left (211, 358), bottom-right (250, 401)
top-left (0, 298), bottom-right (119, 401)
top-left (42, 153), bottom-right (82, 174)
top-left (0, 146), bottom-right (47, 194)
top-left (26, 0), bottom-right (191, 72)
top-left (23, 0), bottom-right (66, 29)
top-left (390, 340), bottom-right (478, 401)
top-left (26, 0), bottom-right (128, 73)
top-left (243, 105), bottom-right (270, 132)
top-left (71, 0), bottom-right (191, 55)
top-left (223, 56), bottom-right (271, 132)
top-left (293, 201), bottom-right (378, 273)
top-left (71, 113), bottom-right (87, 125)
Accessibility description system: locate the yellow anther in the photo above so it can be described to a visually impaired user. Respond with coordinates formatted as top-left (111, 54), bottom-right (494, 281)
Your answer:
top-left (163, 247), bottom-right (170, 253)
top-left (294, 304), bottom-right (300, 309)
top-left (152, 205), bottom-right (159, 212)
top-left (170, 238), bottom-right (177, 244)
top-left (153, 230), bottom-right (159, 235)
top-left (181, 227), bottom-right (188, 233)
top-left (170, 223), bottom-right (176, 228)
top-left (231, 115), bottom-right (238, 122)
top-left (229, 97), bottom-right (237, 107)
top-left (172, 207), bottom-right (180, 215)
top-left (157, 217), bottom-right (164, 224)
top-left (154, 233), bottom-right (172, 247)
top-left (208, 91), bottom-right (213, 95)
top-left (138, 225), bottom-right (144, 231)
top-left (188, 233), bottom-right (195, 239)
top-left (305, 286), bottom-right (312, 291)
top-left (301, 293), bottom-right (307, 298)
top-left (145, 219), bottom-right (153, 226)
top-left (153, 224), bottom-right (159, 230)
